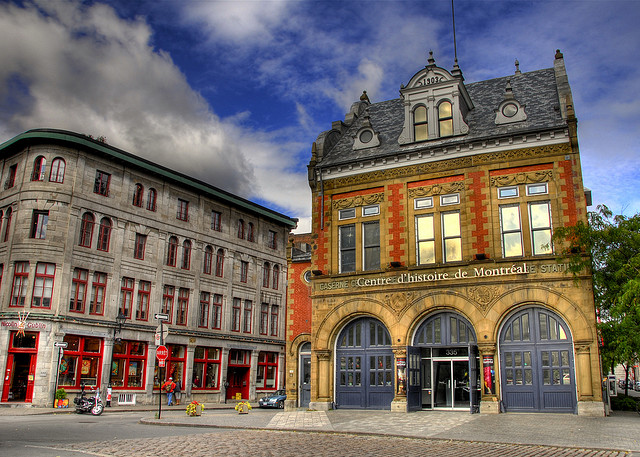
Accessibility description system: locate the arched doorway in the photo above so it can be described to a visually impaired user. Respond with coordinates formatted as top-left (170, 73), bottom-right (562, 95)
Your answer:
top-left (298, 342), bottom-right (311, 408)
top-left (499, 307), bottom-right (577, 413)
top-left (407, 312), bottom-right (480, 412)
top-left (335, 317), bottom-right (394, 409)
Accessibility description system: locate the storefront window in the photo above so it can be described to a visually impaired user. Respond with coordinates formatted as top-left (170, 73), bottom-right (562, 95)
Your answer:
top-left (110, 340), bottom-right (146, 389)
top-left (154, 344), bottom-right (185, 389)
top-left (256, 351), bottom-right (278, 390)
top-left (58, 335), bottom-right (103, 389)
top-left (192, 347), bottom-right (221, 389)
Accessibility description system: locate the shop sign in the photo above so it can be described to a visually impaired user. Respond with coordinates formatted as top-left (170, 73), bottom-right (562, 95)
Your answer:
top-left (1, 321), bottom-right (46, 330)
top-left (317, 262), bottom-right (571, 291)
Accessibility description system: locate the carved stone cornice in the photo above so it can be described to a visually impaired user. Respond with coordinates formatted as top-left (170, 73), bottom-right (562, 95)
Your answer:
top-left (407, 181), bottom-right (465, 198)
top-left (332, 193), bottom-right (384, 209)
top-left (315, 350), bottom-right (332, 361)
top-left (468, 285), bottom-right (501, 314)
top-left (489, 170), bottom-right (553, 187)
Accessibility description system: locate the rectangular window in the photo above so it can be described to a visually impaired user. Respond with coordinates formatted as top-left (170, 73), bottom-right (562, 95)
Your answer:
top-left (414, 197), bottom-right (433, 209)
top-left (270, 305), bottom-right (279, 337)
top-left (162, 285), bottom-right (174, 324)
top-left (177, 198), bottom-right (189, 221)
top-left (339, 224), bottom-right (356, 273)
top-left (498, 186), bottom-right (519, 199)
top-left (32, 263), bottom-right (55, 308)
top-left (199, 291), bottom-right (210, 328)
top-left (134, 234), bottom-right (147, 260)
top-left (500, 205), bottom-right (523, 257)
top-left (339, 208), bottom-right (356, 220)
top-left (231, 298), bottom-right (241, 332)
top-left (57, 335), bottom-right (102, 389)
top-left (260, 303), bottom-right (269, 335)
top-left (240, 261), bottom-right (248, 283)
top-left (440, 193), bottom-right (460, 206)
top-left (362, 205), bottom-right (380, 217)
top-left (6, 164), bottom-right (17, 189)
top-left (243, 300), bottom-right (252, 333)
top-left (192, 347), bottom-right (221, 390)
top-left (120, 277), bottom-right (134, 318)
top-left (527, 183), bottom-right (548, 196)
top-left (211, 210), bottom-right (222, 231)
top-left (89, 272), bottom-right (107, 315)
top-left (256, 352), bottom-right (278, 389)
top-left (362, 221), bottom-right (380, 271)
top-left (154, 344), bottom-right (185, 390)
top-left (11, 262), bottom-right (29, 307)
top-left (30, 211), bottom-right (48, 239)
top-left (110, 340), bottom-right (147, 389)
top-left (416, 214), bottom-right (435, 265)
top-left (530, 201), bottom-right (553, 255)
top-left (69, 268), bottom-right (88, 313)
top-left (212, 294), bottom-right (222, 330)
top-left (268, 230), bottom-right (278, 249)
top-left (94, 170), bottom-right (111, 196)
top-left (176, 288), bottom-right (189, 325)
top-left (136, 280), bottom-right (150, 321)
top-left (442, 211), bottom-right (462, 262)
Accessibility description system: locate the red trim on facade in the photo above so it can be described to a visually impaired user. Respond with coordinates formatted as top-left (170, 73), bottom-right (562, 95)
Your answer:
top-left (387, 183), bottom-right (406, 262)
top-left (468, 171), bottom-right (490, 253)
top-left (559, 160), bottom-right (578, 226)
top-left (489, 163), bottom-right (553, 177)
top-left (408, 175), bottom-right (464, 188)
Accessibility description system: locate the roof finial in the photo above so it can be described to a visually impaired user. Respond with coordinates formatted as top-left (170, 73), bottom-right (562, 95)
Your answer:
top-left (360, 90), bottom-right (370, 103)
top-left (427, 50), bottom-right (435, 67)
top-left (514, 58), bottom-right (521, 75)
top-left (504, 79), bottom-right (514, 99)
top-left (555, 49), bottom-right (563, 59)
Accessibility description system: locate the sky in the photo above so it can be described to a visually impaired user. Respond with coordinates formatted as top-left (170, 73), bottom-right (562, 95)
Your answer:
top-left (0, 0), bottom-right (638, 233)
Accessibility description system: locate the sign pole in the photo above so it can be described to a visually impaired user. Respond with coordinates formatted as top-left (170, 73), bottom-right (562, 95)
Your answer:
top-left (53, 347), bottom-right (62, 408)
top-left (158, 319), bottom-right (163, 420)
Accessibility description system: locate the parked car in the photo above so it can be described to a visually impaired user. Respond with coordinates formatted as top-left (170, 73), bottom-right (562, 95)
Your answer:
top-left (258, 389), bottom-right (286, 408)
top-left (635, 381), bottom-right (640, 391)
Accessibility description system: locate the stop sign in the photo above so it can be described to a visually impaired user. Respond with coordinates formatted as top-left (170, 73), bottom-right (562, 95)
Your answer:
top-left (156, 345), bottom-right (168, 361)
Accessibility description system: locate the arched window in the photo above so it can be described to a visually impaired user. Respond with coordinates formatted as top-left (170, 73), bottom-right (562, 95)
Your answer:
top-left (215, 248), bottom-right (224, 277)
top-left (237, 219), bottom-right (245, 239)
top-left (167, 236), bottom-right (178, 267)
top-left (132, 184), bottom-right (144, 207)
top-left (262, 262), bottom-right (271, 288)
top-left (413, 105), bottom-right (428, 141)
top-left (32, 156), bottom-right (46, 181)
top-left (3, 207), bottom-right (13, 242)
top-left (247, 222), bottom-right (254, 242)
top-left (181, 239), bottom-right (192, 270)
top-left (438, 101), bottom-right (453, 137)
top-left (146, 188), bottom-right (157, 211)
top-left (79, 212), bottom-right (95, 247)
top-left (49, 158), bottom-right (65, 183)
top-left (272, 265), bottom-right (280, 290)
top-left (203, 245), bottom-right (213, 275)
top-left (97, 217), bottom-right (112, 252)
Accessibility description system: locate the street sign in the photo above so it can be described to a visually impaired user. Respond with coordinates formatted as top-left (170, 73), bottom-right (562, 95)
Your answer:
top-left (154, 313), bottom-right (169, 321)
top-left (159, 360), bottom-right (165, 368)
top-left (155, 325), bottom-right (169, 346)
top-left (156, 345), bottom-right (169, 361)
top-left (54, 342), bottom-right (68, 348)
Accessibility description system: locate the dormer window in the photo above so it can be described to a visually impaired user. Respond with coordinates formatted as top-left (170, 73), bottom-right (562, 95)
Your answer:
top-left (414, 106), bottom-right (428, 141)
top-left (352, 115), bottom-right (381, 150)
top-left (438, 101), bottom-right (453, 137)
top-left (495, 80), bottom-right (527, 125)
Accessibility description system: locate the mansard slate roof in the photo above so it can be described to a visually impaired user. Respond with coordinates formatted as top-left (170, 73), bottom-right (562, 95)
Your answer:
top-left (318, 67), bottom-right (566, 168)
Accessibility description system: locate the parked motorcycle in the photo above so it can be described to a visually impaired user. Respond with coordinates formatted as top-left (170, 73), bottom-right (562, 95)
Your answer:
top-left (73, 384), bottom-right (104, 416)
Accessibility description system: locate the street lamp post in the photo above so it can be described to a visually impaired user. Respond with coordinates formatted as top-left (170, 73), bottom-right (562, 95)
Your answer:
top-left (106, 312), bottom-right (127, 407)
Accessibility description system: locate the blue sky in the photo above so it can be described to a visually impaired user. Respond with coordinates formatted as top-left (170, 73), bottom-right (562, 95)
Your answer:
top-left (0, 0), bottom-right (638, 233)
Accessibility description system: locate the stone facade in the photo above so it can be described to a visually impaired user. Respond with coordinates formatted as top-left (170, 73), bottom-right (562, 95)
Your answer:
top-left (0, 129), bottom-right (296, 406)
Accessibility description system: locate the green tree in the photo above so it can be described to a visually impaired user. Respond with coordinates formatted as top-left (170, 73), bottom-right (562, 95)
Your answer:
top-left (554, 205), bottom-right (640, 393)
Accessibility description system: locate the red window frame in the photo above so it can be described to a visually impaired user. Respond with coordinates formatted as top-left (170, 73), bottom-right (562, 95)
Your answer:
top-left (136, 280), bottom-right (150, 321)
top-left (120, 277), bottom-right (134, 319)
top-left (134, 233), bottom-right (146, 260)
top-left (176, 288), bottom-right (189, 326)
top-left (94, 170), bottom-right (111, 196)
top-left (132, 184), bottom-right (144, 207)
top-left (49, 157), bottom-right (65, 183)
top-left (203, 246), bottom-right (213, 275)
top-left (260, 303), bottom-right (268, 335)
top-left (243, 300), bottom-right (252, 333)
top-left (70, 268), bottom-right (88, 313)
top-left (10, 261), bottom-right (29, 307)
top-left (237, 219), bottom-right (245, 239)
top-left (256, 351), bottom-right (278, 390)
top-left (89, 272), bottom-right (107, 315)
top-left (191, 347), bottom-right (221, 390)
top-left (231, 298), bottom-right (241, 332)
top-left (247, 222), bottom-right (254, 242)
top-left (57, 335), bottom-right (103, 390)
top-left (31, 156), bottom-right (46, 181)
top-left (154, 344), bottom-right (186, 389)
top-left (270, 305), bottom-right (279, 337)
top-left (167, 236), bottom-right (178, 267)
top-left (198, 291), bottom-right (210, 328)
top-left (211, 211), bottom-right (222, 231)
top-left (177, 198), bottom-right (189, 221)
top-left (110, 340), bottom-right (147, 390)
top-left (262, 262), bottom-right (270, 288)
top-left (212, 294), bottom-right (222, 330)
top-left (146, 188), bottom-right (157, 212)
top-left (162, 285), bottom-right (175, 324)
top-left (4, 207), bottom-right (12, 242)
top-left (30, 210), bottom-right (48, 239)
top-left (272, 265), bottom-right (280, 290)
top-left (181, 240), bottom-right (191, 270)
top-left (97, 218), bottom-right (112, 252)
top-left (7, 164), bottom-right (17, 188)
top-left (240, 261), bottom-right (248, 283)
top-left (268, 230), bottom-right (277, 249)
top-left (215, 249), bottom-right (224, 277)
top-left (79, 212), bottom-right (95, 247)
top-left (31, 262), bottom-right (55, 309)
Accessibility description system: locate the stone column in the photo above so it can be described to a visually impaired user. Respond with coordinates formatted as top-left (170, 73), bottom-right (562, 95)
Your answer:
top-left (309, 349), bottom-right (332, 411)
top-left (391, 347), bottom-right (407, 412)
top-left (478, 343), bottom-right (499, 414)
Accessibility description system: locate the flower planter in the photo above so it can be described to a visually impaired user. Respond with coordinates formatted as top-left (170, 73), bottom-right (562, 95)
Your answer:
top-left (195, 404), bottom-right (202, 416)
top-left (237, 403), bottom-right (249, 414)
top-left (54, 399), bottom-right (69, 408)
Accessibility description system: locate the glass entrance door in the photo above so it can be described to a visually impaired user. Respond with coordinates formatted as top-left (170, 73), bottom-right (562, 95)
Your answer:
top-left (433, 359), bottom-right (469, 410)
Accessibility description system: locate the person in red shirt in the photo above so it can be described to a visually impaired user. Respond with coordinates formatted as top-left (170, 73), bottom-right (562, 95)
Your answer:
top-left (161, 377), bottom-right (176, 406)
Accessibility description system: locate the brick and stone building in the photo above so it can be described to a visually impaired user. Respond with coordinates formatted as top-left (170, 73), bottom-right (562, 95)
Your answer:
top-left (287, 50), bottom-right (603, 415)
top-left (0, 129), bottom-right (297, 406)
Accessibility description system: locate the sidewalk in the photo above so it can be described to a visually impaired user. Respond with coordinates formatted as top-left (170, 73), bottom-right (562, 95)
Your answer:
top-left (2, 403), bottom-right (639, 455)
